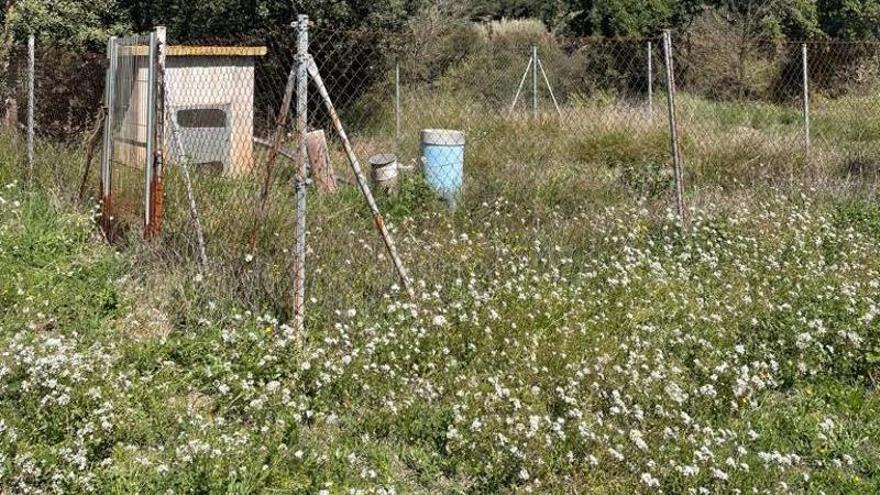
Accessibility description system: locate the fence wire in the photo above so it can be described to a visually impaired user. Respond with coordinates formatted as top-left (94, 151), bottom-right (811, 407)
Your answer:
top-left (7, 25), bottom-right (880, 319)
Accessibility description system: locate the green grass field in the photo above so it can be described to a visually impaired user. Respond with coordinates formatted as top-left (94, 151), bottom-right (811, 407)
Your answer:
top-left (3, 77), bottom-right (880, 493)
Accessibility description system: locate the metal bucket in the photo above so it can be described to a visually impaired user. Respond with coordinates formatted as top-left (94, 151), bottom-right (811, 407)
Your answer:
top-left (421, 129), bottom-right (464, 207)
top-left (369, 153), bottom-right (399, 195)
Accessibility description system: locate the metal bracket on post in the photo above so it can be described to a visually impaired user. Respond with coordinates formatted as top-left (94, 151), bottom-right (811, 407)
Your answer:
top-left (662, 30), bottom-right (687, 226)
top-left (100, 36), bottom-right (118, 239)
top-left (292, 14), bottom-right (309, 333)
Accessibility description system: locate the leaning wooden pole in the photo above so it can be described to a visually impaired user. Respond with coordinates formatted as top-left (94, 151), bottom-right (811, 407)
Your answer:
top-left (662, 30), bottom-right (687, 225)
top-left (305, 54), bottom-right (416, 300)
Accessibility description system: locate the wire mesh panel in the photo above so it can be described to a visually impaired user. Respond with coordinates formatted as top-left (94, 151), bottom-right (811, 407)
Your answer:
top-left (305, 28), bottom-right (671, 208)
top-left (0, 40), bottom-right (107, 204)
top-left (151, 33), bottom-right (305, 310)
top-left (808, 41), bottom-right (880, 180)
top-left (671, 35), bottom-right (808, 186)
top-left (101, 32), bottom-right (157, 240)
top-left (78, 23), bottom-right (880, 320)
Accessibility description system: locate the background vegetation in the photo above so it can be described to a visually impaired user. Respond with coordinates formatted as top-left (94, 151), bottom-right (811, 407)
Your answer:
top-left (4, 0), bottom-right (880, 49)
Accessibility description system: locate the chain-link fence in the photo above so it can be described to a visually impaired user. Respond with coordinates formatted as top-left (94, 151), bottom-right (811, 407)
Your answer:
top-left (6, 21), bottom-right (880, 323)
top-left (2, 36), bottom-right (106, 196)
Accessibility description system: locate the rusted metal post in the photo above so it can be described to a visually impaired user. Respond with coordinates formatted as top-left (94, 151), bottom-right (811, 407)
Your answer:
top-left (26, 35), bottom-right (34, 183)
top-left (662, 30), bottom-right (687, 225)
top-left (146, 26), bottom-right (167, 240)
top-left (802, 43), bottom-right (810, 151)
top-left (100, 36), bottom-right (118, 239)
top-left (292, 15), bottom-right (309, 332)
top-left (143, 29), bottom-right (158, 237)
top-left (306, 55), bottom-right (416, 300)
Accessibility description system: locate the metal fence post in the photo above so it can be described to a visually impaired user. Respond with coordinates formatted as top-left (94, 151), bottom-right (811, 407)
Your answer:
top-left (802, 43), bottom-right (811, 152)
top-left (100, 36), bottom-right (118, 238)
top-left (662, 30), bottom-right (687, 225)
top-left (647, 40), bottom-right (654, 119)
top-left (395, 61), bottom-right (400, 156)
top-left (26, 35), bottom-right (34, 183)
top-left (293, 14), bottom-right (309, 333)
top-left (143, 29), bottom-right (158, 237)
top-left (532, 44), bottom-right (538, 118)
top-left (147, 26), bottom-right (167, 240)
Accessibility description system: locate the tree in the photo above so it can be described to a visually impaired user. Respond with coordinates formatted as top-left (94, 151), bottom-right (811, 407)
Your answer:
top-left (818, 0), bottom-right (880, 40)
top-left (124, 0), bottom-right (426, 42)
top-left (561, 0), bottom-right (705, 37)
top-left (6, 0), bottom-right (130, 48)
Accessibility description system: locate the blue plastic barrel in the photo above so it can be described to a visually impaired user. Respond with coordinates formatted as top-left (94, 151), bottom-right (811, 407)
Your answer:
top-left (421, 129), bottom-right (464, 207)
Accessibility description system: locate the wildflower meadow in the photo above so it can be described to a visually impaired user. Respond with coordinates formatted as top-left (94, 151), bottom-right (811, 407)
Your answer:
top-left (3, 163), bottom-right (880, 493)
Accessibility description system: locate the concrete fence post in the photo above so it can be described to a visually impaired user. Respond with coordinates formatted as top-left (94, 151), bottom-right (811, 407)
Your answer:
top-left (662, 30), bottom-right (687, 225)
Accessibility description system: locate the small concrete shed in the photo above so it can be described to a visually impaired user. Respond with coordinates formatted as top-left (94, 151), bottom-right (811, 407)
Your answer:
top-left (113, 45), bottom-right (267, 176)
